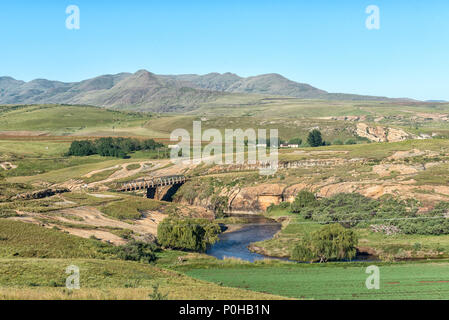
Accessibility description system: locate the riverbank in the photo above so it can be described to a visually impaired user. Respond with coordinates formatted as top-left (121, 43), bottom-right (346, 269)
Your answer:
top-left (250, 210), bottom-right (449, 262)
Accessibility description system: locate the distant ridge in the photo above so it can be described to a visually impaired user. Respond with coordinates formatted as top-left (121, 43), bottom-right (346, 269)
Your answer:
top-left (0, 70), bottom-right (411, 112)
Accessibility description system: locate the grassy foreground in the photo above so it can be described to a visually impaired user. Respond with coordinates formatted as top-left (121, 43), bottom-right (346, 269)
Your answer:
top-left (0, 258), bottom-right (284, 300)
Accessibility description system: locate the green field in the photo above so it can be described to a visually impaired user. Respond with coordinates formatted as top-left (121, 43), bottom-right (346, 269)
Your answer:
top-left (185, 262), bottom-right (449, 299)
top-left (0, 105), bottom-right (150, 135)
top-left (3, 102), bottom-right (449, 141)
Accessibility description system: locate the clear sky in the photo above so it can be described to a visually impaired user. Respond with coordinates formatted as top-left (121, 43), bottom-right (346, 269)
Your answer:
top-left (0, 0), bottom-right (448, 100)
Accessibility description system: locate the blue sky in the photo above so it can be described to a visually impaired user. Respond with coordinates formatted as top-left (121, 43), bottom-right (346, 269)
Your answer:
top-left (0, 0), bottom-right (448, 100)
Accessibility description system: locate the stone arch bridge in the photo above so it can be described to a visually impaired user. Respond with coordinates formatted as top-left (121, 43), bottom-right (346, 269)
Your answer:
top-left (116, 175), bottom-right (187, 201)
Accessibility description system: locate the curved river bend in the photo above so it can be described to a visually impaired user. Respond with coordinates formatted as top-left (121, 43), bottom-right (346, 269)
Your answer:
top-left (206, 221), bottom-right (377, 263)
top-left (206, 223), bottom-right (282, 262)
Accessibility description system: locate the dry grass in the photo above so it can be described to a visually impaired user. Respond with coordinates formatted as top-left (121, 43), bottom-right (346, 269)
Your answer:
top-left (0, 258), bottom-right (287, 300)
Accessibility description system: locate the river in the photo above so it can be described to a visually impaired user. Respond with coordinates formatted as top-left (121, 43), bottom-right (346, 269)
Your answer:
top-left (206, 223), bottom-right (282, 262)
top-left (206, 221), bottom-right (377, 263)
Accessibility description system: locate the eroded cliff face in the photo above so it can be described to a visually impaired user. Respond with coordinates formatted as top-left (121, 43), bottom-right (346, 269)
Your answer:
top-left (356, 123), bottom-right (411, 142)
top-left (173, 146), bottom-right (449, 214)
top-left (175, 182), bottom-right (311, 214)
top-left (175, 176), bottom-right (449, 215)
top-left (229, 184), bottom-right (286, 212)
top-left (12, 188), bottom-right (69, 200)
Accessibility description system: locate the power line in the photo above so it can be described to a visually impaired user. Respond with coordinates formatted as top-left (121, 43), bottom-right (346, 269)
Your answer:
top-left (284, 215), bottom-right (448, 225)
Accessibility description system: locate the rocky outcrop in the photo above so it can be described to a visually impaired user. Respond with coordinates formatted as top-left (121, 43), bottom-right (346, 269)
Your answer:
top-left (203, 158), bottom-right (351, 175)
top-left (12, 188), bottom-right (69, 200)
top-left (230, 184), bottom-right (286, 212)
top-left (0, 162), bottom-right (17, 170)
top-left (372, 164), bottom-right (422, 177)
top-left (282, 183), bottom-right (309, 202)
top-left (356, 123), bottom-right (411, 142)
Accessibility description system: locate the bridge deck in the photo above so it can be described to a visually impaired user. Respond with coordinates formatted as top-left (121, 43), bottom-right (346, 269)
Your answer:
top-left (117, 175), bottom-right (187, 192)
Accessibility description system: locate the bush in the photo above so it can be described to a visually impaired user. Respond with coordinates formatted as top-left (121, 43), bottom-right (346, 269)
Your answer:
top-left (288, 191), bottom-right (449, 236)
top-left (290, 190), bottom-right (318, 214)
top-left (115, 241), bottom-right (158, 263)
top-left (157, 218), bottom-right (221, 252)
top-left (291, 224), bottom-right (358, 262)
top-left (267, 201), bottom-right (291, 213)
top-left (393, 217), bottom-right (449, 235)
top-left (302, 193), bottom-right (381, 227)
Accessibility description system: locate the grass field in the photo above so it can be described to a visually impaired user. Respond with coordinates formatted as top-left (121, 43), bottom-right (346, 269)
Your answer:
top-left (3, 102), bottom-right (449, 141)
top-left (0, 220), bottom-right (117, 259)
top-left (0, 105), bottom-right (150, 135)
top-left (100, 196), bottom-right (164, 220)
top-left (0, 258), bottom-right (284, 300)
top-left (185, 262), bottom-right (449, 299)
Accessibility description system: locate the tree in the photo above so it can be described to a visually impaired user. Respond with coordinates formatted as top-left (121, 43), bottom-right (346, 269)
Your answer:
top-left (157, 218), bottom-right (221, 252)
top-left (307, 129), bottom-right (323, 147)
top-left (291, 224), bottom-right (358, 262)
top-left (67, 140), bottom-right (96, 156)
top-left (290, 190), bottom-right (318, 214)
top-left (209, 195), bottom-right (229, 219)
top-left (67, 137), bottom-right (165, 159)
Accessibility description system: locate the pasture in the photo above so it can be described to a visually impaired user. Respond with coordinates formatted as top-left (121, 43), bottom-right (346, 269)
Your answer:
top-left (186, 262), bottom-right (449, 299)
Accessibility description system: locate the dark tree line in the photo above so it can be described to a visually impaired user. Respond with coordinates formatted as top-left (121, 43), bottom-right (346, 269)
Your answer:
top-left (67, 137), bottom-right (164, 158)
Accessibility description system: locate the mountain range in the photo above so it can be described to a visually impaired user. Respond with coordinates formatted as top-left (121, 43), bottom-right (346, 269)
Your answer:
top-left (0, 70), bottom-right (401, 112)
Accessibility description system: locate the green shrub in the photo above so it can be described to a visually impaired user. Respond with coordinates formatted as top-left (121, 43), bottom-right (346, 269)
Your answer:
top-left (267, 201), bottom-right (291, 213)
top-left (115, 241), bottom-right (158, 263)
top-left (302, 193), bottom-right (386, 227)
top-left (393, 217), bottom-right (449, 235)
top-left (290, 190), bottom-right (318, 214)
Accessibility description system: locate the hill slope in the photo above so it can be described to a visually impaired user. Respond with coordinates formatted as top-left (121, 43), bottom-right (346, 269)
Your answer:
top-left (0, 70), bottom-right (400, 112)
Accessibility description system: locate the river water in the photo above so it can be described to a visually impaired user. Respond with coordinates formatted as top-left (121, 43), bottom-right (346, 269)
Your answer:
top-left (206, 223), bottom-right (282, 262)
top-left (206, 221), bottom-right (377, 263)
